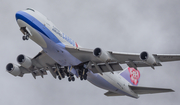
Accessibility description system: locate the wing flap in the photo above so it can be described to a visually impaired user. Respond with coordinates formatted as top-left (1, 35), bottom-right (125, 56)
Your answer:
top-left (90, 62), bottom-right (123, 73)
top-left (126, 61), bottom-right (162, 68)
top-left (129, 85), bottom-right (174, 94)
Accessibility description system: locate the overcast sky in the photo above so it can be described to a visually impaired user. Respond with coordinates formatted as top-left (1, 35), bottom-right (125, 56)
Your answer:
top-left (0, 0), bottom-right (180, 105)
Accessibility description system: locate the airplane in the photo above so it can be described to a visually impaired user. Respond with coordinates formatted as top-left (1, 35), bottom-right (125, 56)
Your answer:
top-left (6, 8), bottom-right (180, 98)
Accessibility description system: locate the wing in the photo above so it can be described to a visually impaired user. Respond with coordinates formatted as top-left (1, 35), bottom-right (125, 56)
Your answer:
top-left (65, 46), bottom-right (180, 73)
top-left (129, 85), bottom-right (174, 94)
top-left (8, 51), bottom-right (58, 79)
top-left (9, 46), bottom-right (180, 78)
top-left (31, 51), bottom-right (57, 78)
top-left (155, 54), bottom-right (180, 62)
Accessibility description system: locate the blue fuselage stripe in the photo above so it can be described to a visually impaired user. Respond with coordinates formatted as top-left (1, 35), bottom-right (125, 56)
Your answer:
top-left (15, 11), bottom-right (61, 44)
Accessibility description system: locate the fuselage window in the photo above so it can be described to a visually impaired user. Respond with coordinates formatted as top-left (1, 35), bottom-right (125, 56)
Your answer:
top-left (26, 8), bottom-right (35, 12)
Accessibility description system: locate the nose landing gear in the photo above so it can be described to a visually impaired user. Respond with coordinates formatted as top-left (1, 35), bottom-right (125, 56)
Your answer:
top-left (22, 33), bottom-right (30, 40)
top-left (20, 27), bottom-right (31, 41)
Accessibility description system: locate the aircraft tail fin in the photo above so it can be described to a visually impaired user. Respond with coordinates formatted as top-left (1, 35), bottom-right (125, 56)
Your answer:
top-left (129, 85), bottom-right (174, 94)
top-left (120, 67), bottom-right (140, 86)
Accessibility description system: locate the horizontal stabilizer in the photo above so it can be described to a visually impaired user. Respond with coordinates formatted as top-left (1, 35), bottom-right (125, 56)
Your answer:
top-left (104, 91), bottom-right (125, 96)
top-left (129, 85), bottom-right (174, 94)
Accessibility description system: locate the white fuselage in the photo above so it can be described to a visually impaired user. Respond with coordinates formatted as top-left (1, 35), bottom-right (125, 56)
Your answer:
top-left (15, 9), bottom-right (138, 98)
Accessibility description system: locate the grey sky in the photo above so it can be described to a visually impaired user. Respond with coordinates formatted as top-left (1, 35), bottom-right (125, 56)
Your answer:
top-left (0, 0), bottom-right (180, 105)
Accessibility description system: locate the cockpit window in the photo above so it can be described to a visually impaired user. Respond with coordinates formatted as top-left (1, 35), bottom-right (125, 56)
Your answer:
top-left (26, 8), bottom-right (35, 12)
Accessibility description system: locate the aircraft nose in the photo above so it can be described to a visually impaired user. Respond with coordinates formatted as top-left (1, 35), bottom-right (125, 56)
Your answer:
top-left (15, 11), bottom-right (22, 21)
top-left (15, 10), bottom-right (31, 28)
top-left (15, 8), bottom-right (35, 21)
top-left (15, 11), bottom-right (25, 28)
top-left (16, 11), bottom-right (25, 22)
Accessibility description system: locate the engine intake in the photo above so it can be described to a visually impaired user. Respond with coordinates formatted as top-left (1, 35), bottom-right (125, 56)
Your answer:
top-left (140, 51), bottom-right (158, 65)
top-left (6, 63), bottom-right (21, 76)
top-left (93, 48), bottom-right (102, 57)
top-left (17, 54), bottom-right (32, 68)
top-left (93, 47), bottom-right (114, 62)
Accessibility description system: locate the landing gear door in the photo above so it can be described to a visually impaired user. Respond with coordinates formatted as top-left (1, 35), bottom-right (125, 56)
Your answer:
top-left (20, 27), bottom-right (32, 36)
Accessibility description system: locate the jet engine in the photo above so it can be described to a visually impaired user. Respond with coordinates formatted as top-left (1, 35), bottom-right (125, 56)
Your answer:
top-left (140, 51), bottom-right (158, 65)
top-left (17, 54), bottom-right (32, 69)
top-left (93, 47), bottom-right (114, 62)
top-left (6, 63), bottom-right (21, 76)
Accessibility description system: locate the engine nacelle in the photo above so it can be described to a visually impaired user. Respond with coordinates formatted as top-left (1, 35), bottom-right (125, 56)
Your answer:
top-left (140, 51), bottom-right (158, 65)
top-left (93, 47), bottom-right (114, 62)
top-left (6, 63), bottom-right (21, 76)
top-left (17, 54), bottom-right (32, 69)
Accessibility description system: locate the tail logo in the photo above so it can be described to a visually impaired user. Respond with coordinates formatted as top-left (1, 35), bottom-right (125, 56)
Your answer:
top-left (128, 68), bottom-right (140, 85)
top-left (75, 42), bottom-right (78, 48)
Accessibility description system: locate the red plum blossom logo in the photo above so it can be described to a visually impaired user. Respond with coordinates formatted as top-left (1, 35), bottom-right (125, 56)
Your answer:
top-left (128, 68), bottom-right (140, 85)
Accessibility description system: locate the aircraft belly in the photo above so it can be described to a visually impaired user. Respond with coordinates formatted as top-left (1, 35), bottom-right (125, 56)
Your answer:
top-left (87, 72), bottom-right (139, 98)
top-left (40, 32), bottom-right (81, 66)
top-left (87, 71), bottom-right (118, 91)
